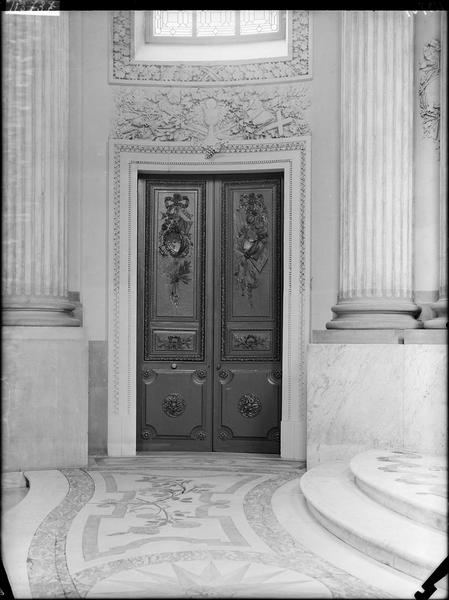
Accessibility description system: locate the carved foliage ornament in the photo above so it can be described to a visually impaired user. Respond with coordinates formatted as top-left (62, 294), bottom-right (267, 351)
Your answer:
top-left (112, 85), bottom-right (310, 144)
top-left (194, 369), bottom-right (207, 380)
top-left (142, 368), bottom-right (156, 380)
top-left (155, 333), bottom-right (193, 351)
top-left (238, 393), bottom-right (262, 418)
top-left (232, 332), bottom-right (270, 350)
top-left (190, 427), bottom-right (207, 440)
top-left (271, 369), bottom-right (282, 380)
top-left (111, 11), bottom-right (310, 85)
top-left (217, 427), bottom-right (233, 440)
top-left (162, 393), bottom-right (186, 418)
top-left (419, 39), bottom-right (441, 150)
top-left (141, 427), bottom-right (156, 440)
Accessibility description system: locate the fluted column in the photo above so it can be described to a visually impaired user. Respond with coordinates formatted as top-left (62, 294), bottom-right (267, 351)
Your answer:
top-left (425, 14), bottom-right (447, 329)
top-left (327, 11), bottom-right (421, 329)
top-left (2, 13), bottom-right (78, 326)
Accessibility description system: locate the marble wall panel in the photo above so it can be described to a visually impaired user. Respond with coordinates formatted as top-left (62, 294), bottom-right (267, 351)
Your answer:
top-left (307, 345), bottom-right (405, 467)
top-left (403, 345), bottom-right (447, 455)
top-left (307, 344), bottom-right (447, 467)
top-left (88, 341), bottom-right (108, 455)
top-left (2, 328), bottom-right (88, 471)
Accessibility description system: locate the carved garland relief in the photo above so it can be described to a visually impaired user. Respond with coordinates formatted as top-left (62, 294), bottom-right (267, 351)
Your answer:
top-left (158, 193), bottom-right (194, 306)
top-left (112, 86), bottom-right (310, 146)
top-left (419, 38), bottom-right (441, 150)
top-left (232, 332), bottom-right (271, 351)
top-left (234, 192), bottom-right (269, 306)
top-left (111, 11), bottom-right (311, 86)
top-left (155, 333), bottom-right (194, 351)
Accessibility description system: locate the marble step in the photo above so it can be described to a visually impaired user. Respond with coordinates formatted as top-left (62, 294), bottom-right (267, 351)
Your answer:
top-left (300, 461), bottom-right (447, 584)
top-left (350, 450), bottom-right (447, 531)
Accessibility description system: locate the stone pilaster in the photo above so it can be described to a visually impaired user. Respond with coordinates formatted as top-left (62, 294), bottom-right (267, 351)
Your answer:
top-left (2, 13), bottom-right (78, 326)
top-left (327, 11), bottom-right (421, 329)
top-left (425, 14), bottom-right (447, 329)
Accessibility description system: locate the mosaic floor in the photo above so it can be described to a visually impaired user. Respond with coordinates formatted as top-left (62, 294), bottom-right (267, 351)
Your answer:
top-left (2, 453), bottom-right (432, 598)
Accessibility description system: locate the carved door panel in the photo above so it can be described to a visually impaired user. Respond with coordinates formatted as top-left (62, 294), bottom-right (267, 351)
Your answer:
top-left (137, 176), bottom-right (212, 450)
top-left (137, 174), bottom-right (282, 452)
top-left (214, 177), bottom-right (282, 453)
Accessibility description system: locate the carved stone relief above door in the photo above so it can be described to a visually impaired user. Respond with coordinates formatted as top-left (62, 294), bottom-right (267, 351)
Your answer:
top-left (112, 85), bottom-right (310, 145)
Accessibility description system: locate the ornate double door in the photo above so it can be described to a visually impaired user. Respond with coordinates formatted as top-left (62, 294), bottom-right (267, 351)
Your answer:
top-left (137, 173), bottom-right (283, 453)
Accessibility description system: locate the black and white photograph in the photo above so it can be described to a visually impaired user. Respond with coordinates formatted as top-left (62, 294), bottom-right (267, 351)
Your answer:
top-left (1, 8), bottom-right (447, 599)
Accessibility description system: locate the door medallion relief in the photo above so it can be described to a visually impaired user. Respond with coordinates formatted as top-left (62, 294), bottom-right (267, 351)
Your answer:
top-left (162, 393), bottom-right (186, 418)
top-left (238, 393), bottom-right (262, 418)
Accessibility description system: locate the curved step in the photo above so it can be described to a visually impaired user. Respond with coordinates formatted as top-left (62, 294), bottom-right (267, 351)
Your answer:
top-left (350, 450), bottom-right (447, 531)
top-left (300, 462), bottom-right (447, 583)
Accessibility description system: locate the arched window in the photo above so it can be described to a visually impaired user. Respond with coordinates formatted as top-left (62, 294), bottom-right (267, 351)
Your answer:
top-left (135, 11), bottom-right (290, 63)
top-left (146, 11), bottom-right (286, 44)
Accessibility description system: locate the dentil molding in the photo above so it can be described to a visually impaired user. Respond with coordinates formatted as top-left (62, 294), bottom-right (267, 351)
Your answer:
top-left (112, 84), bottom-right (310, 146)
top-left (110, 11), bottom-right (311, 86)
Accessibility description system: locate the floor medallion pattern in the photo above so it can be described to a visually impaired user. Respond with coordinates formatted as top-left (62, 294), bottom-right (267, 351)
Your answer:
top-left (8, 454), bottom-right (393, 598)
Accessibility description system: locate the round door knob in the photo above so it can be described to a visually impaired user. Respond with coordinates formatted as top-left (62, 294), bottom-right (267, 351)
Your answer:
top-left (171, 363), bottom-right (177, 369)
top-left (216, 363), bottom-right (221, 370)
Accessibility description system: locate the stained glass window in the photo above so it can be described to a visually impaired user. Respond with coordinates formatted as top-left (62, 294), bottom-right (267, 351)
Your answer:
top-left (147, 11), bottom-right (286, 44)
top-left (153, 11), bottom-right (193, 37)
top-left (240, 10), bottom-right (279, 35)
top-left (197, 11), bottom-right (236, 37)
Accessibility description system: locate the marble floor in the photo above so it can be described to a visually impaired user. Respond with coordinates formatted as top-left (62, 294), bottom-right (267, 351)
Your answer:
top-left (2, 453), bottom-right (441, 598)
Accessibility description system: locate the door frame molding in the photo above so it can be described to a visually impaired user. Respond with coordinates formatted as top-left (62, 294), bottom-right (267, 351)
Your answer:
top-left (107, 137), bottom-right (311, 459)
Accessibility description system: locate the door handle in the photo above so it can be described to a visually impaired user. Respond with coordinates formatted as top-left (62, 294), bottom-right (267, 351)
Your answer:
top-left (216, 363), bottom-right (221, 370)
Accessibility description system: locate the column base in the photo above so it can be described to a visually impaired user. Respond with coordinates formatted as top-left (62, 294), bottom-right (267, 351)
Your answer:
top-left (326, 299), bottom-right (422, 329)
top-left (423, 297), bottom-right (448, 329)
top-left (3, 295), bottom-right (80, 326)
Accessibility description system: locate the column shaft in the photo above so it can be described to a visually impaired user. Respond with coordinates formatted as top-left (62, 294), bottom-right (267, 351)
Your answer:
top-left (2, 13), bottom-right (78, 326)
top-left (328, 11), bottom-right (421, 329)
